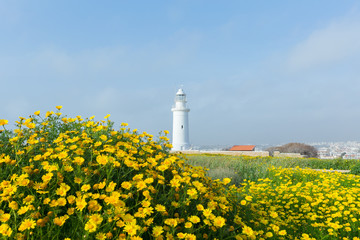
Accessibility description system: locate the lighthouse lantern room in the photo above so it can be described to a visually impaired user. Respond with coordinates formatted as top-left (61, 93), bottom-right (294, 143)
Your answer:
top-left (171, 88), bottom-right (190, 151)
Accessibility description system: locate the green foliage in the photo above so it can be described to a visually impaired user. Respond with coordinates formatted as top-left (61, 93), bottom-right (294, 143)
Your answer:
top-left (350, 161), bottom-right (360, 175)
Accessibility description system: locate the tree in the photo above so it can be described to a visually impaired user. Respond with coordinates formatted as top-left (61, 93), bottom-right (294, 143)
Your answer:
top-left (266, 142), bottom-right (318, 158)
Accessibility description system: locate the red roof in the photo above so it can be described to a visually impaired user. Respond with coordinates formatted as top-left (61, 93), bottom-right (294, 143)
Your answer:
top-left (229, 145), bottom-right (256, 151)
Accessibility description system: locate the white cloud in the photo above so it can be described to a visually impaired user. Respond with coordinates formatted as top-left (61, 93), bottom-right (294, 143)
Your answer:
top-left (287, 16), bottom-right (360, 71)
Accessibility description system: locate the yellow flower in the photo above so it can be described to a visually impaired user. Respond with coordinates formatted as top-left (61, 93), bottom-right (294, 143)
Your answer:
top-left (185, 222), bottom-right (193, 228)
top-left (56, 183), bottom-right (71, 196)
top-left (67, 195), bottom-right (76, 204)
top-left (0, 119), bottom-right (9, 126)
top-left (88, 200), bottom-right (102, 212)
top-left (89, 214), bottom-right (103, 225)
top-left (53, 215), bottom-right (69, 226)
top-left (177, 233), bottom-right (186, 239)
top-left (0, 223), bottom-right (12, 237)
top-left (56, 105), bottom-right (63, 110)
top-left (96, 155), bottom-right (108, 165)
top-left (85, 221), bottom-right (97, 233)
top-left (23, 195), bottom-right (35, 205)
top-left (104, 114), bottom-right (111, 119)
top-left (188, 215), bottom-right (200, 224)
top-left (202, 209), bottom-right (212, 218)
top-left (42, 173), bottom-right (53, 183)
top-left (278, 230), bottom-right (287, 236)
top-left (245, 195), bottom-right (253, 201)
top-left (272, 225), bottom-right (280, 232)
top-left (67, 208), bottom-right (75, 215)
top-left (242, 226), bottom-right (254, 237)
top-left (76, 197), bottom-right (87, 211)
top-left (96, 233), bottom-right (106, 240)
top-left (0, 213), bottom-right (10, 223)
top-left (213, 216), bottom-right (226, 228)
top-left (45, 111), bottom-right (54, 118)
top-left (64, 165), bottom-right (73, 172)
top-left (43, 198), bottom-right (51, 205)
top-left (144, 178), bottom-right (154, 184)
top-left (121, 181), bottom-right (132, 190)
top-left (130, 236), bottom-right (142, 240)
top-left (155, 204), bottom-right (166, 212)
top-left (106, 232), bottom-right (113, 239)
top-left (18, 219), bottom-right (36, 232)
top-left (345, 226), bottom-right (351, 232)
top-left (266, 232), bottom-right (273, 238)
top-left (9, 201), bottom-right (19, 210)
top-left (81, 184), bottom-right (91, 192)
top-left (106, 181), bottom-right (117, 192)
top-left (96, 181), bottom-right (106, 190)
top-left (72, 177), bottom-right (82, 185)
top-left (74, 157), bottom-right (85, 166)
top-left (270, 211), bottom-right (278, 218)
top-left (196, 204), bottom-right (204, 211)
top-left (17, 206), bottom-right (29, 215)
top-left (187, 188), bottom-right (198, 198)
top-left (223, 178), bottom-right (231, 185)
top-left (152, 226), bottom-right (164, 237)
top-left (136, 181), bottom-right (147, 190)
top-left (34, 110), bottom-right (40, 116)
top-left (57, 198), bottom-right (67, 206)
top-left (124, 222), bottom-right (140, 236)
top-left (58, 151), bottom-right (68, 160)
top-left (100, 135), bottom-right (107, 141)
top-left (164, 218), bottom-right (178, 227)
top-left (185, 234), bottom-right (196, 240)
top-left (170, 178), bottom-right (180, 188)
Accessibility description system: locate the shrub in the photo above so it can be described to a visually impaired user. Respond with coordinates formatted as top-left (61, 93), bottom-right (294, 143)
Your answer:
top-left (350, 161), bottom-right (360, 175)
top-left (0, 107), bottom-right (251, 239)
top-left (267, 142), bottom-right (318, 158)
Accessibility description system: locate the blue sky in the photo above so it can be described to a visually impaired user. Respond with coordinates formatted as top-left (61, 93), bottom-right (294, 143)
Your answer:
top-left (1, 1), bottom-right (360, 146)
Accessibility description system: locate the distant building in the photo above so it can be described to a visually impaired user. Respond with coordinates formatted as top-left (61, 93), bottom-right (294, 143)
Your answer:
top-left (229, 145), bottom-right (256, 151)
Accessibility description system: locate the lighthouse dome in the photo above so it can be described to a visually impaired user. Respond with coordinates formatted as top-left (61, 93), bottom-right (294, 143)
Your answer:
top-left (175, 88), bottom-right (186, 102)
top-left (176, 88), bottom-right (185, 95)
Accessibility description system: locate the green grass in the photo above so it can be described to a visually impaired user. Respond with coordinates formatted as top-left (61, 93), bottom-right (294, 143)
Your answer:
top-left (183, 154), bottom-right (360, 185)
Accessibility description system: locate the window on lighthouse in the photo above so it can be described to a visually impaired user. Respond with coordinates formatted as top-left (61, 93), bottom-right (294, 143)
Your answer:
top-left (181, 125), bottom-right (183, 129)
top-left (176, 94), bottom-right (185, 101)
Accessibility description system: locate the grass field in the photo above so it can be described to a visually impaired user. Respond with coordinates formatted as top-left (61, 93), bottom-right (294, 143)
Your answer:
top-left (183, 153), bottom-right (359, 185)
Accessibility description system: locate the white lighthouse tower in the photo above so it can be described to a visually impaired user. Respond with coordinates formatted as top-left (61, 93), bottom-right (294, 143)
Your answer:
top-left (171, 88), bottom-right (191, 151)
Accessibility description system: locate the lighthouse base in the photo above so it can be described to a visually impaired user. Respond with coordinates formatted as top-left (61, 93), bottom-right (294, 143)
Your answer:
top-left (171, 143), bottom-right (191, 151)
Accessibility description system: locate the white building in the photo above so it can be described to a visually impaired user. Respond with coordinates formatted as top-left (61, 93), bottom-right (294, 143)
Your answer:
top-left (171, 88), bottom-right (191, 151)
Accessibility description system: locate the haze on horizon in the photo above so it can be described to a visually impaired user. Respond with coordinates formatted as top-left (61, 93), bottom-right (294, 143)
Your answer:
top-left (1, 1), bottom-right (360, 146)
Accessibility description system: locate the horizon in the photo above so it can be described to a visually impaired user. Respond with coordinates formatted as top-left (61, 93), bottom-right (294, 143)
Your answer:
top-left (1, 1), bottom-right (360, 145)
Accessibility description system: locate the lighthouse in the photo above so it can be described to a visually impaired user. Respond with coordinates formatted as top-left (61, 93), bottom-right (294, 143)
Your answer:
top-left (171, 88), bottom-right (191, 151)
